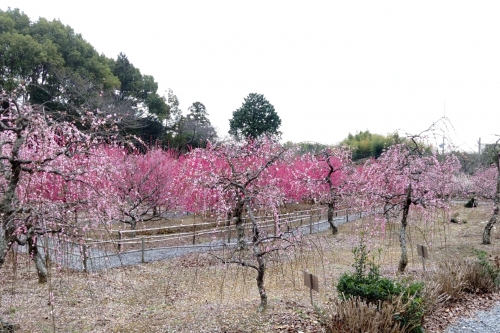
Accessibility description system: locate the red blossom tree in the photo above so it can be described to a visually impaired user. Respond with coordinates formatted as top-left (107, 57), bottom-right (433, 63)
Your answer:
top-left (104, 147), bottom-right (182, 232)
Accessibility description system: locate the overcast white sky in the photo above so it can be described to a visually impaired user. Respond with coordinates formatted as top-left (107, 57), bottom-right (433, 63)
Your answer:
top-left (3, 1), bottom-right (500, 151)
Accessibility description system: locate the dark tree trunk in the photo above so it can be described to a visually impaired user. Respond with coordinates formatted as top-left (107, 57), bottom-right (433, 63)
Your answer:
top-left (0, 140), bottom-right (23, 268)
top-left (327, 201), bottom-right (338, 235)
top-left (398, 185), bottom-right (412, 273)
top-left (128, 218), bottom-right (137, 238)
top-left (234, 201), bottom-right (246, 250)
top-left (483, 152), bottom-right (500, 244)
top-left (256, 256), bottom-right (267, 312)
top-left (483, 206), bottom-right (499, 245)
top-left (247, 204), bottom-right (267, 311)
top-left (0, 224), bottom-right (7, 267)
top-left (28, 237), bottom-right (47, 283)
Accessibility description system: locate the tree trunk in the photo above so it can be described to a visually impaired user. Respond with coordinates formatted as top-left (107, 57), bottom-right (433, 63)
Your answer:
top-left (129, 219), bottom-right (137, 238)
top-left (327, 202), bottom-right (338, 235)
top-left (256, 256), bottom-right (267, 312)
top-left (398, 185), bottom-right (412, 273)
top-left (247, 204), bottom-right (267, 311)
top-left (234, 201), bottom-right (246, 250)
top-left (28, 237), bottom-right (47, 283)
top-left (0, 223), bottom-right (8, 267)
top-left (483, 207), bottom-right (499, 245)
top-left (483, 152), bottom-right (500, 244)
top-left (0, 135), bottom-right (24, 268)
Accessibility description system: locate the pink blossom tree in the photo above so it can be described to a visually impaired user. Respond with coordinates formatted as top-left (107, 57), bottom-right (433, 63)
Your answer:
top-left (480, 147), bottom-right (500, 244)
top-left (185, 138), bottom-right (288, 248)
top-left (311, 147), bottom-right (353, 234)
top-left (472, 165), bottom-right (498, 200)
top-left (277, 147), bottom-right (355, 234)
top-left (265, 151), bottom-right (316, 205)
top-left (184, 137), bottom-right (293, 311)
top-left (0, 88), bottom-right (121, 283)
top-left (106, 147), bottom-right (182, 232)
top-left (357, 142), bottom-right (460, 272)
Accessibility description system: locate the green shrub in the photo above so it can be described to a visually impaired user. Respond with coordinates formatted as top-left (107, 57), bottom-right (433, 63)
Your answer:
top-left (337, 272), bottom-right (401, 303)
top-left (336, 238), bottom-right (425, 333)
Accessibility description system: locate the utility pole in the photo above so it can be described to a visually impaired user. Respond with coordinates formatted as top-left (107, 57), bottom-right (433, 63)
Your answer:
top-left (441, 101), bottom-right (446, 155)
top-left (439, 130), bottom-right (445, 155)
top-left (478, 137), bottom-right (482, 167)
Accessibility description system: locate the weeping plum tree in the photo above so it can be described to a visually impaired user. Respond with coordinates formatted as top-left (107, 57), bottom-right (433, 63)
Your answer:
top-left (278, 146), bottom-right (355, 234)
top-left (313, 147), bottom-right (353, 234)
top-left (0, 88), bottom-right (120, 283)
top-left (185, 137), bottom-right (287, 249)
top-left (481, 148), bottom-right (500, 244)
top-left (184, 137), bottom-right (294, 311)
top-left (279, 147), bottom-right (354, 234)
top-left (357, 140), bottom-right (459, 272)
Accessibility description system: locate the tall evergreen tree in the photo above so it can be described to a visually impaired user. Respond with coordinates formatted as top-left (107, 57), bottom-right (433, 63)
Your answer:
top-left (229, 93), bottom-right (281, 139)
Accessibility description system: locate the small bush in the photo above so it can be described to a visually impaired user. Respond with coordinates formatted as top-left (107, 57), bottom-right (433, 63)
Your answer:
top-left (334, 238), bottom-right (425, 333)
top-left (337, 273), bottom-right (400, 303)
top-left (469, 250), bottom-right (500, 292)
top-left (320, 296), bottom-right (413, 333)
top-left (429, 252), bottom-right (499, 302)
top-left (431, 260), bottom-right (469, 300)
top-left (420, 279), bottom-right (450, 314)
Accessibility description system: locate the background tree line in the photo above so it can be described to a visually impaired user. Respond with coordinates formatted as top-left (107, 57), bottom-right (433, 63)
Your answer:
top-left (8, 7), bottom-right (493, 164)
top-left (0, 8), bottom-right (219, 152)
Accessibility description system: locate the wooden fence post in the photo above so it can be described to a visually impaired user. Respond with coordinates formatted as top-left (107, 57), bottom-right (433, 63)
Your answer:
top-left (141, 237), bottom-right (145, 263)
top-left (274, 216), bottom-right (278, 237)
top-left (309, 214), bottom-right (313, 234)
top-left (118, 230), bottom-right (122, 253)
top-left (192, 224), bottom-right (196, 245)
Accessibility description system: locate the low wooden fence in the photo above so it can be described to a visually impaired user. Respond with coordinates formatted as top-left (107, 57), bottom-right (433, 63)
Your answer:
top-left (27, 206), bottom-right (365, 272)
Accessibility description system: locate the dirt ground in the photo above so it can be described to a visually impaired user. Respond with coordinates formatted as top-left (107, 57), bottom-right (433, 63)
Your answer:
top-left (1, 203), bottom-right (500, 332)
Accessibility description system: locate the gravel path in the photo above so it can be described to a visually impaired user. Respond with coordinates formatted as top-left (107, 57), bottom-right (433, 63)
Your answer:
top-left (444, 302), bottom-right (500, 333)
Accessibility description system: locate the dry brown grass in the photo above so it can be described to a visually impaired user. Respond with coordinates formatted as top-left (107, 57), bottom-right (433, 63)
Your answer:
top-left (320, 295), bottom-right (416, 333)
top-left (1, 204), bottom-right (500, 332)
